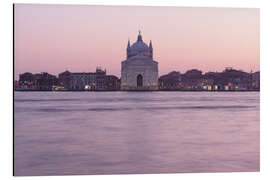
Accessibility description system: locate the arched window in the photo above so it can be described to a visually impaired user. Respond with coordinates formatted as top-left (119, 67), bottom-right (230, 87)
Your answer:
top-left (137, 74), bottom-right (143, 87)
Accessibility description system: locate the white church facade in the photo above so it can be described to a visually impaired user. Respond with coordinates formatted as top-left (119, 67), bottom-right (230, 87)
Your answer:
top-left (121, 31), bottom-right (159, 90)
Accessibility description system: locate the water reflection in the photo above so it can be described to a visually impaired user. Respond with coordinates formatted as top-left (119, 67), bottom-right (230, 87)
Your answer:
top-left (14, 92), bottom-right (260, 175)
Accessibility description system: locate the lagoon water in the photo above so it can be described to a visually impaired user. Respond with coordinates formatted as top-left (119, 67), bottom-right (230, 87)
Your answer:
top-left (14, 92), bottom-right (259, 176)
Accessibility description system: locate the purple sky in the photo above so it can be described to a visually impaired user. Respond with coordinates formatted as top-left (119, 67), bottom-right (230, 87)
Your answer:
top-left (14, 4), bottom-right (260, 79)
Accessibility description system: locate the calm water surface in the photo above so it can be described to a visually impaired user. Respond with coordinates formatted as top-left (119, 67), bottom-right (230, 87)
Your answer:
top-left (14, 92), bottom-right (260, 176)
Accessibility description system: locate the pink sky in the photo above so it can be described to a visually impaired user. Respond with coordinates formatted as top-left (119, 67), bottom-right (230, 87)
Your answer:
top-left (14, 4), bottom-right (259, 80)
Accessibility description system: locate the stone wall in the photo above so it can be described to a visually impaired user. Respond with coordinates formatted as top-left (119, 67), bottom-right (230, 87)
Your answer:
top-left (121, 58), bottom-right (158, 90)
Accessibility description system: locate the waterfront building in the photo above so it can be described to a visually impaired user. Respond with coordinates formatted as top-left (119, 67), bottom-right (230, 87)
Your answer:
top-left (70, 72), bottom-right (96, 90)
top-left (158, 68), bottom-right (259, 91)
top-left (34, 72), bottom-right (58, 90)
top-left (181, 69), bottom-right (203, 90)
top-left (251, 71), bottom-right (260, 90)
top-left (58, 71), bottom-right (72, 89)
top-left (105, 75), bottom-right (120, 90)
top-left (95, 67), bottom-right (107, 90)
top-left (201, 78), bottom-right (214, 91)
top-left (121, 31), bottom-right (158, 90)
top-left (19, 72), bottom-right (35, 83)
top-left (18, 72), bottom-right (36, 90)
top-left (159, 71), bottom-right (182, 90)
top-left (68, 67), bottom-right (107, 91)
top-left (220, 68), bottom-right (249, 90)
top-left (18, 72), bottom-right (58, 90)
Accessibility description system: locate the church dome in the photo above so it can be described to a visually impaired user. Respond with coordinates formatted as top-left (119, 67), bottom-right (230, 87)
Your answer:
top-left (130, 40), bottom-right (149, 53)
top-left (127, 31), bottom-right (153, 59)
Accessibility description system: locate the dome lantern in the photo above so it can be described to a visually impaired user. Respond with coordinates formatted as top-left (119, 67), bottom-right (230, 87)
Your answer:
top-left (137, 30), bottom-right (142, 41)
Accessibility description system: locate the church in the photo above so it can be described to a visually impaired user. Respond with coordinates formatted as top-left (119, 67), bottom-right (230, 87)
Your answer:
top-left (121, 31), bottom-right (159, 90)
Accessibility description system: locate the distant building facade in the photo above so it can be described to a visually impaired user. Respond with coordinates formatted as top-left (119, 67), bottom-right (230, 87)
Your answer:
top-left (65, 67), bottom-right (105, 91)
top-left (58, 71), bottom-right (72, 90)
top-left (121, 31), bottom-right (158, 90)
top-left (159, 71), bottom-right (182, 90)
top-left (57, 67), bottom-right (120, 91)
top-left (181, 69), bottom-right (203, 90)
top-left (69, 72), bottom-right (96, 90)
top-left (105, 75), bottom-right (121, 90)
top-left (35, 72), bottom-right (58, 90)
top-left (251, 71), bottom-right (260, 90)
top-left (18, 72), bottom-right (58, 90)
top-left (158, 68), bottom-right (260, 91)
top-left (95, 68), bottom-right (107, 90)
top-left (16, 67), bottom-right (259, 91)
top-left (18, 72), bottom-right (36, 90)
